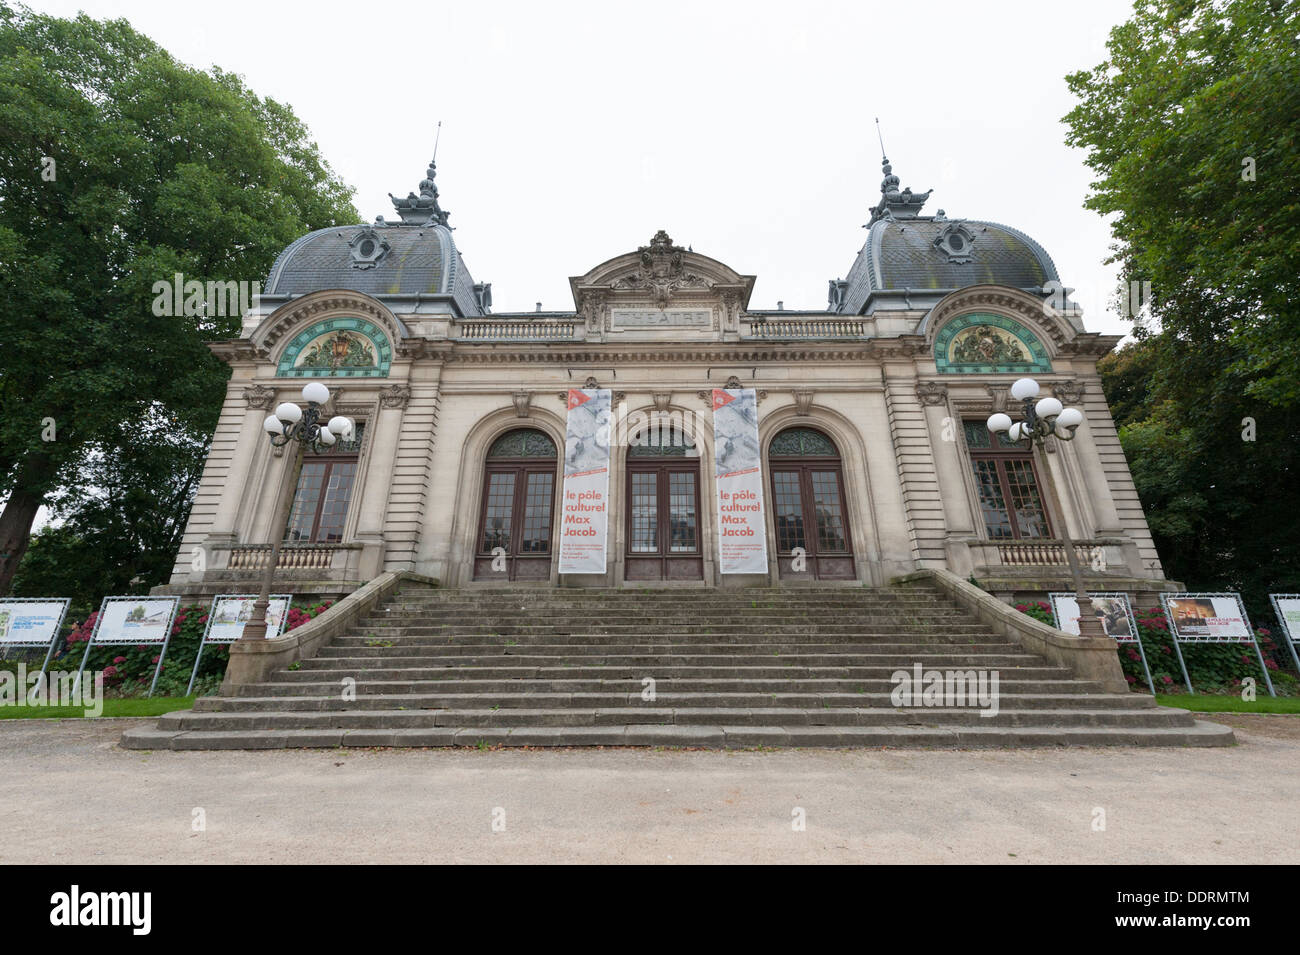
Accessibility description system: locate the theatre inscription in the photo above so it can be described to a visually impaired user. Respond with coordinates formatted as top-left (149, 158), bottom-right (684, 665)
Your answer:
top-left (611, 308), bottom-right (710, 328)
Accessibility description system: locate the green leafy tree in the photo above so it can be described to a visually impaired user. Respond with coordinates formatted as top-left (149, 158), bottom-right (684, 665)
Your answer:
top-left (11, 404), bottom-right (208, 617)
top-left (1074, 0), bottom-right (1300, 620)
top-left (0, 4), bottom-right (357, 593)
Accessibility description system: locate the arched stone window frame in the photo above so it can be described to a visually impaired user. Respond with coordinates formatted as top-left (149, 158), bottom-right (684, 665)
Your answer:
top-left (446, 410), bottom-right (567, 588)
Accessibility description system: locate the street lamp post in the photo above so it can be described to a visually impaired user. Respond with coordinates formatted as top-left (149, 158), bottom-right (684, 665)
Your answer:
top-left (986, 378), bottom-right (1107, 641)
top-left (240, 382), bottom-right (353, 641)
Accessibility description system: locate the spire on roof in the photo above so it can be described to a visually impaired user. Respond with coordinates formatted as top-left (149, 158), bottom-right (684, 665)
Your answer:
top-left (389, 158), bottom-right (451, 227)
top-left (866, 155), bottom-right (932, 226)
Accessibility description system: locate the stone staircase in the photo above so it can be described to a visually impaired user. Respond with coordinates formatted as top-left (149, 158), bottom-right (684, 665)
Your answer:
top-left (122, 580), bottom-right (1234, 749)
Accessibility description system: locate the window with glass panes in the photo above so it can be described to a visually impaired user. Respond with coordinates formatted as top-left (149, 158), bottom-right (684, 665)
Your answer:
top-left (285, 421), bottom-right (366, 543)
top-left (962, 421), bottom-right (1050, 540)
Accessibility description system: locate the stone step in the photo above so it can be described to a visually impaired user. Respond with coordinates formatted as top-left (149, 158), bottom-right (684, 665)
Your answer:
top-left (255, 677), bottom-right (1091, 695)
top-left (121, 720), bottom-right (1237, 750)
top-left (315, 648), bottom-right (1035, 663)
top-left (197, 691), bottom-right (1147, 713)
top-left (294, 662), bottom-right (1071, 679)
top-left (332, 634), bottom-right (993, 649)
top-left (224, 687), bottom-right (1114, 706)
top-left (350, 627), bottom-right (997, 639)
top-left (160, 706), bottom-right (1192, 732)
top-left (123, 583), bottom-right (1236, 751)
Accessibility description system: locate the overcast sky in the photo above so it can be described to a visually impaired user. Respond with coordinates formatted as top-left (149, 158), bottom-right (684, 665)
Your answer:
top-left (31, 0), bottom-right (1137, 335)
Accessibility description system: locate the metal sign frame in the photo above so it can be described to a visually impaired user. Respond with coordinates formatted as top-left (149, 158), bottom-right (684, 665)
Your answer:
top-left (1049, 591), bottom-right (1154, 695)
top-left (187, 594), bottom-right (292, 696)
top-left (1161, 592), bottom-right (1275, 697)
top-left (0, 597), bottom-right (72, 695)
top-left (75, 595), bottom-right (180, 698)
top-left (1267, 593), bottom-right (1300, 675)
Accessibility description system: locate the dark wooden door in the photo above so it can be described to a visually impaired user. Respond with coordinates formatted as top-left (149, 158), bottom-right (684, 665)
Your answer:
top-left (473, 463), bottom-right (556, 581)
top-left (770, 461), bottom-right (855, 580)
top-left (624, 460), bottom-right (703, 581)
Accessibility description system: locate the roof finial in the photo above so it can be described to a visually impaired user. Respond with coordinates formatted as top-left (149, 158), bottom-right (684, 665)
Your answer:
top-left (389, 132), bottom-right (451, 227)
top-left (864, 128), bottom-right (933, 226)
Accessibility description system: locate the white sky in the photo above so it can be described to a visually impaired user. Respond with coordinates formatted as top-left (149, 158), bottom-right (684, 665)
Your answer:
top-left (30, 0), bottom-right (1134, 335)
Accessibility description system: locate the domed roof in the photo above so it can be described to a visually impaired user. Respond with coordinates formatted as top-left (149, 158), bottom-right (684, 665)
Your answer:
top-left (262, 160), bottom-right (486, 316)
top-left (833, 159), bottom-right (1060, 315)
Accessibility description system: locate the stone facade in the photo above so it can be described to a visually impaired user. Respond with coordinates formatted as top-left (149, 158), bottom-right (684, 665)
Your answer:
top-left (164, 159), bottom-right (1174, 604)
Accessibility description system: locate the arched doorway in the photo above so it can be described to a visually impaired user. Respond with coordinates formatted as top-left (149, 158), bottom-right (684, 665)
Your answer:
top-left (768, 427), bottom-right (855, 580)
top-left (473, 428), bottom-right (558, 581)
top-left (625, 424), bottom-right (704, 581)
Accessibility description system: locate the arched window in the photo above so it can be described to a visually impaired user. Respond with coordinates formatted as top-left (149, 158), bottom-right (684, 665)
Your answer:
top-left (768, 427), bottom-right (855, 580)
top-left (474, 428), bottom-right (558, 581)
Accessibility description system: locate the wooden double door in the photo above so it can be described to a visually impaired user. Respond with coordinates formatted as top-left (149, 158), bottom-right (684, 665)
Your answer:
top-left (624, 457), bottom-right (704, 581)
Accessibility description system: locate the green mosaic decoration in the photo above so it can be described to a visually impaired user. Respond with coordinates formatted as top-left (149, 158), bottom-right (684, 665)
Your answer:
top-left (488, 429), bottom-right (557, 458)
top-left (276, 318), bottom-right (392, 378)
top-left (933, 312), bottom-right (1051, 375)
top-left (770, 427), bottom-right (838, 457)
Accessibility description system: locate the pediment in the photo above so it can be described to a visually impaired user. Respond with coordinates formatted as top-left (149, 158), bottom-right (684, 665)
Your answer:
top-left (569, 230), bottom-right (755, 315)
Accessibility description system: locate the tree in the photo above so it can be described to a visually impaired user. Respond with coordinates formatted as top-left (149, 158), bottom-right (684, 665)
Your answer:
top-left (1073, 0), bottom-right (1300, 618)
top-left (0, 5), bottom-right (358, 593)
top-left (1065, 0), bottom-right (1300, 404)
top-left (11, 404), bottom-right (209, 616)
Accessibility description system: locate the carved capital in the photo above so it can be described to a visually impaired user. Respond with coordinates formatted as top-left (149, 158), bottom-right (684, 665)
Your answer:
top-left (915, 381), bottom-right (948, 406)
top-left (986, 384), bottom-right (1010, 414)
top-left (1052, 379), bottom-right (1085, 405)
top-left (379, 384), bottom-right (411, 410)
top-left (243, 384), bottom-right (275, 410)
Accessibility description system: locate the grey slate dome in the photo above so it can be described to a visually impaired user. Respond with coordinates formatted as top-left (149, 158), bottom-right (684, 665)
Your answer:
top-left (262, 160), bottom-right (487, 316)
top-left (832, 158), bottom-right (1060, 315)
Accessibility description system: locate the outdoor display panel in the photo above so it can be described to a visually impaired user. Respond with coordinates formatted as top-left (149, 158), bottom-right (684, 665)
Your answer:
top-left (186, 594), bottom-right (291, 695)
top-left (0, 597), bottom-right (72, 687)
top-left (1161, 592), bottom-right (1275, 697)
top-left (1049, 592), bottom-right (1153, 694)
top-left (1267, 594), bottom-right (1300, 674)
top-left (76, 596), bottom-right (180, 698)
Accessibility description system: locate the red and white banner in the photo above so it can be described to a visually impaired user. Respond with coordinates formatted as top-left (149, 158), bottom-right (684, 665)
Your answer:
top-left (712, 389), bottom-right (767, 574)
top-left (558, 388), bottom-right (611, 574)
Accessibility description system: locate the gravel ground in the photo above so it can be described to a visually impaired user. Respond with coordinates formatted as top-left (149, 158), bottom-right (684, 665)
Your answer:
top-left (0, 716), bottom-right (1295, 864)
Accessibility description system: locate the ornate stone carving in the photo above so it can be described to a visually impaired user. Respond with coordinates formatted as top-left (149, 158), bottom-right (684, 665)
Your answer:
top-left (243, 384), bottom-right (275, 410)
top-left (792, 389), bottom-right (815, 416)
top-left (652, 392), bottom-right (673, 413)
top-left (1052, 379), bottom-right (1085, 405)
top-left (610, 231), bottom-right (714, 307)
top-left (986, 384), bottom-right (1010, 413)
top-left (379, 384), bottom-right (411, 410)
top-left (915, 381), bottom-right (948, 406)
top-left (512, 391), bottom-right (532, 418)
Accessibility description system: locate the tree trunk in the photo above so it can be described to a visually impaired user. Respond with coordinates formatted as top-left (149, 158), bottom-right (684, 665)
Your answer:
top-left (0, 485), bottom-right (44, 595)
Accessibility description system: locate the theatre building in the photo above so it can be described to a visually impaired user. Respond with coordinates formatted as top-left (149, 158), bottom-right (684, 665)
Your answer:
top-left (166, 155), bottom-right (1173, 604)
